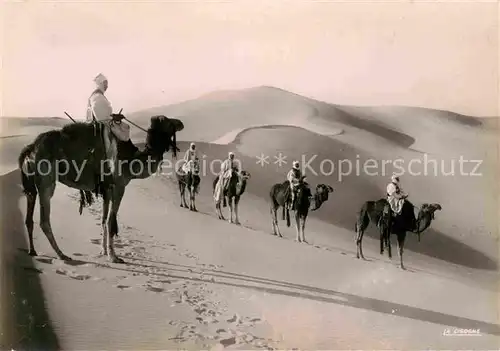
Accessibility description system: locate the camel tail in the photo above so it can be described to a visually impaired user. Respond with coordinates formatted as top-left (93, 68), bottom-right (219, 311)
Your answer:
top-left (18, 143), bottom-right (37, 196)
top-left (286, 209), bottom-right (290, 227)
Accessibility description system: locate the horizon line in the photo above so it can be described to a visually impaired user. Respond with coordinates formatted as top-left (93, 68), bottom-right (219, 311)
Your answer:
top-left (1, 86), bottom-right (497, 120)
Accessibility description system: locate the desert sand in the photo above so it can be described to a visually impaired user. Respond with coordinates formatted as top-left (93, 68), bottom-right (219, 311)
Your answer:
top-left (1, 87), bottom-right (499, 350)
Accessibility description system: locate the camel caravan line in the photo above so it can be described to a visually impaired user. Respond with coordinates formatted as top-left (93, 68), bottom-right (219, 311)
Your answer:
top-left (18, 113), bottom-right (441, 269)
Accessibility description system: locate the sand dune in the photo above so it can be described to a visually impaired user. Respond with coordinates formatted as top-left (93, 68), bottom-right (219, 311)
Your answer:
top-left (1, 86), bottom-right (498, 349)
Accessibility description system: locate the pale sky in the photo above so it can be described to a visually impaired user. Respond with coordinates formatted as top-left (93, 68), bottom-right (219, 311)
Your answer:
top-left (1, 1), bottom-right (498, 118)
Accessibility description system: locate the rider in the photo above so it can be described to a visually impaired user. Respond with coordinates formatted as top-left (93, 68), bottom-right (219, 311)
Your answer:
top-left (181, 142), bottom-right (199, 174)
top-left (86, 74), bottom-right (137, 183)
top-left (214, 151), bottom-right (238, 207)
top-left (386, 174), bottom-right (416, 229)
top-left (286, 160), bottom-right (302, 210)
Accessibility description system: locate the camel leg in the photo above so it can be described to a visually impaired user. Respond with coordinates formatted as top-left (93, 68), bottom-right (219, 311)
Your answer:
top-left (179, 183), bottom-right (187, 208)
top-left (397, 232), bottom-right (406, 270)
top-left (379, 230), bottom-right (385, 255)
top-left (215, 201), bottom-right (224, 220)
top-left (190, 187), bottom-right (198, 212)
top-left (270, 206), bottom-right (281, 237)
top-left (294, 212), bottom-right (301, 242)
top-left (355, 226), bottom-right (366, 260)
top-left (386, 232), bottom-right (392, 259)
top-left (100, 189), bottom-right (110, 256)
top-left (228, 197), bottom-right (234, 223)
top-left (25, 193), bottom-right (38, 256)
top-left (188, 187), bottom-right (193, 210)
top-left (270, 206), bottom-right (277, 235)
top-left (300, 215), bottom-right (308, 244)
top-left (107, 185), bottom-right (125, 264)
top-left (38, 182), bottom-right (71, 261)
top-left (234, 196), bottom-right (240, 225)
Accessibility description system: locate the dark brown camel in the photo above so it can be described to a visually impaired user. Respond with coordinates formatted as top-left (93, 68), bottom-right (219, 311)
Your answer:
top-left (355, 198), bottom-right (442, 269)
top-left (175, 159), bottom-right (201, 211)
top-left (212, 169), bottom-right (251, 224)
top-left (18, 114), bottom-right (183, 264)
top-left (270, 176), bottom-right (334, 243)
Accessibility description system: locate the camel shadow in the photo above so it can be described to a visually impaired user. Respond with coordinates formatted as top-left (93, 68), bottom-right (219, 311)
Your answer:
top-left (95, 256), bottom-right (500, 339)
top-left (0, 170), bottom-right (60, 350)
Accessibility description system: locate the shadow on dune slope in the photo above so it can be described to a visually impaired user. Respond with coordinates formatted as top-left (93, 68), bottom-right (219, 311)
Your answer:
top-left (309, 103), bottom-right (416, 148)
top-left (0, 170), bottom-right (60, 350)
top-left (170, 126), bottom-right (497, 272)
top-left (129, 86), bottom-right (417, 149)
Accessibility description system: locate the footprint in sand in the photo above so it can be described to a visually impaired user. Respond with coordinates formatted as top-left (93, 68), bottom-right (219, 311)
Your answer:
top-left (144, 282), bottom-right (164, 293)
top-left (114, 284), bottom-right (132, 290)
top-left (55, 268), bottom-right (92, 281)
top-left (132, 246), bottom-right (146, 253)
top-left (90, 238), bottom-right (101, 245)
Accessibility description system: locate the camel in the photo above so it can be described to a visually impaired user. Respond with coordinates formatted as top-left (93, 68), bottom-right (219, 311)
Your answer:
top-left (355, 198), bottom-right (442, 269)
top-left (270, 176), bottom-right (334, 243)
top-left (175, 159), bottom-right (201, 211)
top-left (212, 169), bottom-right (251, 224)
top-left (18, 114), bottom-right (183, 264)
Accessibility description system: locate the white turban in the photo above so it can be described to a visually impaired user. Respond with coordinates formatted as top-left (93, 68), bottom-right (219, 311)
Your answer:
top-left (391, 174), bottom-right (400, 183)
top-left (94, 73), bottom-right (107, 86)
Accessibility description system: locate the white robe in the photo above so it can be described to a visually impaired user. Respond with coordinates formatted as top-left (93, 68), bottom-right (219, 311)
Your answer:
top-left (213, 158), bottom-right (235, 202)
top-left (287, 169), bottom-right (301, 188)
top-left (87, 90), bottom-right (130, 142)
top-left (387, 182), bottom-right (406, 214)
top-left (180, 149), bottom-right (199, 174)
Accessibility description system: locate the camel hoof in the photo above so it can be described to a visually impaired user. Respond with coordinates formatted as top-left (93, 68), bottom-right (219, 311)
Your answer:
top-left (28, 249), bottom-right (38, 256)
top-left (109, 256), bottom-right (125, 264)
top-left (234, 221), bottom-right (240, 225)
top-left (302, 240), bottom-right (309, 244)
top-left (180, 204), bottom-right (185, 208)
top-left (99, 250), bottom-right (108, 256)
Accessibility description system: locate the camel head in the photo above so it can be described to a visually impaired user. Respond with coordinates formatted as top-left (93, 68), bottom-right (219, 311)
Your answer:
top-left (414, 203), bottom-right (442, 240)
top-left (239, 170), bottom-right (251, 181)
top-left (419, 203), bottom-right (442, 220)
top-left (147, 115), bottom-right (184, 156)
top-left (310, 184), bottom-right (334, 210)
top-left (306, 183), bottom-right (333, 211)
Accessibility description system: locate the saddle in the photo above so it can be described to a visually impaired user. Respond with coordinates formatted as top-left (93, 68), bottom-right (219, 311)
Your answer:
top-left (84, 120), bottom-right (120, 195)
